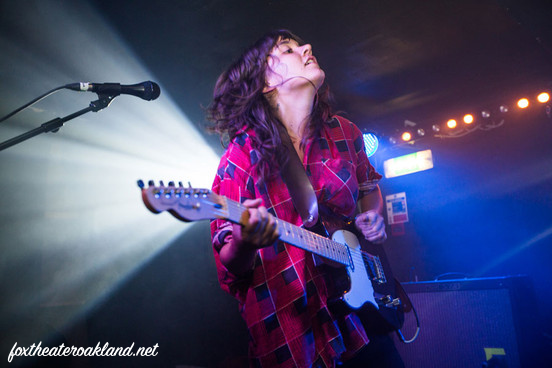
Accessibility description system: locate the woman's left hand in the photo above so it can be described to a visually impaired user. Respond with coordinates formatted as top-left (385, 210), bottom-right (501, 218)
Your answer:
top-left (355, 210), bottom-right (387, 244)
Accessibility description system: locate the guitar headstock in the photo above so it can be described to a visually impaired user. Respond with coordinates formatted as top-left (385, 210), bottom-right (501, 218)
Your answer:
top-left (137, 180), bottom-right (228, 222)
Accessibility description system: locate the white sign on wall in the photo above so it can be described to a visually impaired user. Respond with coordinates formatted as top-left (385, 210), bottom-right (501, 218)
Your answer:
top-left (386, 192), bottom-right (408, 224)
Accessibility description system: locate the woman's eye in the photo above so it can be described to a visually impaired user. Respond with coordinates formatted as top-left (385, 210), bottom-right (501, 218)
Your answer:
top-left (284, 48), bottom-right (293, 54)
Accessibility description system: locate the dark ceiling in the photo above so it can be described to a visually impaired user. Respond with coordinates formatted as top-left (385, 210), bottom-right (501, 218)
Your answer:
top-left (90, 0), bottom-right (552, 147)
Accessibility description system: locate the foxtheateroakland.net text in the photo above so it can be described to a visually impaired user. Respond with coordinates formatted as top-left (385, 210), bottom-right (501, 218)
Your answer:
top-left (8, 341), bottom-right (159, 362)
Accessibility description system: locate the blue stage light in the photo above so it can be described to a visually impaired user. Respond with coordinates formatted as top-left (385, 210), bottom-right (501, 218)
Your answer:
top-left (363, 132), bottom-right (378, 157)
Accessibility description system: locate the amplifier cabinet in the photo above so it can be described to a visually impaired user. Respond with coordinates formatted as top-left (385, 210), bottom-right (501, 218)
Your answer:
top-left (392, 276), bottom-right (544, 368)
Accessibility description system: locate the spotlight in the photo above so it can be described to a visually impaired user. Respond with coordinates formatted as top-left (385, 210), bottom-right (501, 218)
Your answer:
top-left (481, 110), bottom-right (491, 118)
top-left (389, 136), bottom-right (397, 144)
top-left (463, 114), bottom-right (474, 124)
top-left (416, 128), bottom-right (426, 137)
top-left (362, 132), bottom-right (379, 157)
top-left (432, 124), bottom-right (440, 132)
top-left (499, 105), bottom-right (508, 113)
top-left (517, 98), bottom-right (529, 109)
top-left (446, 119), bottom-right (457, 129)
top-left (537, 92), bottom-right (550, 103)
top-left (401, 131), bottom-right (412, 142)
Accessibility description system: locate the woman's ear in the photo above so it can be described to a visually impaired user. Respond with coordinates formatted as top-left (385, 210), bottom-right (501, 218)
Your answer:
top-left (263, 55), bottom-right (277, 93)
top-left (263, 81), bottom-right (276, 94)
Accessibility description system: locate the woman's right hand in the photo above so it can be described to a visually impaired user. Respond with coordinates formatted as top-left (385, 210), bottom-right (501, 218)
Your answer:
top-left (220, 198), bottom-right (279, 275)
top-left (233, 198), bottom-right (279, 250)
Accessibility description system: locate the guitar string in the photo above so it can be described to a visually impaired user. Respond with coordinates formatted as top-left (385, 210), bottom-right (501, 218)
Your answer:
top-left (226, 199), bottom-right (372, 264)
top-left (154, 188), bottom-right (374, 267)
top-left (156, 188), bottom-right (385, 283)
top-left (164, 190), bottom-right (384, 280)
top-left (225, 199), bottom-right (383, 273)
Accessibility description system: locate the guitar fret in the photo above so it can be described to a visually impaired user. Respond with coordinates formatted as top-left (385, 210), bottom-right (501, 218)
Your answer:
top-left (325, 238), bottom-right (333, 260)
top-left (275, 218), bottom-right (348, 266)
top-left (329, 238), bottom-right (337, 260)
top-left (227, 200), bottom-right (244, 224)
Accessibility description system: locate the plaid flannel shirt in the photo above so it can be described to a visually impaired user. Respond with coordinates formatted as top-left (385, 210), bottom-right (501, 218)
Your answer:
top-left (211, 116), bottom-right (382, 367)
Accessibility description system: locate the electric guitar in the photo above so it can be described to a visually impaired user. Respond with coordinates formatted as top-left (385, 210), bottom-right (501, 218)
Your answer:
top-left (138, 180), bottom-right (404, 332)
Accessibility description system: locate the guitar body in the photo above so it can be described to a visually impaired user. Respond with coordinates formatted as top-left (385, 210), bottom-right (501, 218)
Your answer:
top-left (309, 212), bottom-right (405, 334)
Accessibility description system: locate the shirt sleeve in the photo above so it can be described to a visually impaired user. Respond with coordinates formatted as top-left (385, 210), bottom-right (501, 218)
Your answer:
top-left (345, 117), bottom-right (382, 197)
top-left (210, 135), bottom-right (257, 303)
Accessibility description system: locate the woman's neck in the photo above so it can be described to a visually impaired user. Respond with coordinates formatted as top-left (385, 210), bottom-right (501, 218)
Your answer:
top-left (273, 86), bottom-right (316, 141)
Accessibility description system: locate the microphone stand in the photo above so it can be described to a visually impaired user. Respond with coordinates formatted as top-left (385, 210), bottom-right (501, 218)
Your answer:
top-left (0, 94), bottom-right (116, 151)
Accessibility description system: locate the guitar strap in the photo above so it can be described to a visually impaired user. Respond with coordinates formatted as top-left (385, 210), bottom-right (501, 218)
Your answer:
top-left (276, 122), bottom-right (410, 335)
top-left (275, 122), bottom-right (319, 228)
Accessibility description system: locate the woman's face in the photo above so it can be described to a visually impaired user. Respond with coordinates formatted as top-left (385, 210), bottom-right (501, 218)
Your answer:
top-left (265, 37), bottom-right (325, 92)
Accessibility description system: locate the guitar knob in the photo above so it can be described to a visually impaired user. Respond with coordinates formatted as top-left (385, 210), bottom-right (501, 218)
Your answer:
top-left (168, 181), bottom-right (175, 187)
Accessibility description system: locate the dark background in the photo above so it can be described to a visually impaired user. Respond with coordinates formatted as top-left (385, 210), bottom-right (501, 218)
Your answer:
top-left (1, 0), bottom-right (551, 367)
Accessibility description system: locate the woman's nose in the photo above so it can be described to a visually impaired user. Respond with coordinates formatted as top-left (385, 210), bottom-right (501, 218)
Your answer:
top-left (302, 44), bottom-right (312, 56)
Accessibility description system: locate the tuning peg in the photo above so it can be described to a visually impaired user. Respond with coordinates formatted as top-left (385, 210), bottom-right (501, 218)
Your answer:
top-left (159, 180), bottom-right (165, 187)
top-left (178, 181), bottom-right (183, 187)
top-left (137, 180), bottom-right (145, 189)
top-left (168, 181), bottom-right (175, 187)
top-left (148, 180), bottom-right (155, 187)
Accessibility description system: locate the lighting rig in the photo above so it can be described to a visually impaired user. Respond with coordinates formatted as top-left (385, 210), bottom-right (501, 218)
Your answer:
top-left (390, 90), bottom-right (551, 145)
top-left (361, 90), bottom-right (550, 179)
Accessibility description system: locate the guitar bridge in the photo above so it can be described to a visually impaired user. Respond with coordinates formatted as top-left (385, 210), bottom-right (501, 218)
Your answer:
top-left (362, 253), bottom-right (387, 285)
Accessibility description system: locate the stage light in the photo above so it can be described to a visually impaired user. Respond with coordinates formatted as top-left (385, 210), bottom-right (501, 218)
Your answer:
top-left (481, 110), bottom-right (491, 118)
top-left (499, 105), bottom-right (508, 113)
top-left (383, 149), bottom-right (434, 178)
top-left (447, 119), bottom-right (457, 129)
top-left (401, 131), bottom-right (412, 142)
top-left (432, 124), bottom-right (440, 132)
top-left (389, 136), bottom-right (397, 144)
top-left (0, 0), bottom-right (220, 345)
top-left (517, 98), bottom-right (529, 109)
top-left (417, 128), bottom-right (426, 137)
top-left (363, 132), bottom-right (378, 157)
top-left (537, 92), bottom-right (550, 103)
top-left (463, 114), bottom-right (474, 124)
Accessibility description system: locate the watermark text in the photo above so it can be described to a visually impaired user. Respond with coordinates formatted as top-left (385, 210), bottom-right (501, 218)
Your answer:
top-left (8, 341), bottom-right (159, 363)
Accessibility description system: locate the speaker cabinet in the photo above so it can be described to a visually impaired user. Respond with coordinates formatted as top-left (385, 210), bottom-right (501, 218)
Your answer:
top-left (392, 276), bottom-right (545, 368)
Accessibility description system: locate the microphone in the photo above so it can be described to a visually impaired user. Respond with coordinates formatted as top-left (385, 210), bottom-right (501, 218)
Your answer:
top-left (65, 81), bottom-right (161, 101)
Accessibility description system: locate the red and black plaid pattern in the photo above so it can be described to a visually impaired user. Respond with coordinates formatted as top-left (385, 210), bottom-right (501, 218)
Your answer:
top-left (211, 116), bottom-right (382, 367)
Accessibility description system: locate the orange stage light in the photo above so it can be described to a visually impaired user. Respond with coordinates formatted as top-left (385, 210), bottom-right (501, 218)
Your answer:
top-left (537, 92), bottom-right (550, 103)
top-left (447, 119), bottom-right (457, 129)
top-left (517, 98), bottom-right (529, 109)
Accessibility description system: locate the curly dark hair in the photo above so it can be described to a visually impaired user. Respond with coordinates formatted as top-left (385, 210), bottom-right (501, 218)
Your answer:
top-left (207, 29), bottom-right (334, 182)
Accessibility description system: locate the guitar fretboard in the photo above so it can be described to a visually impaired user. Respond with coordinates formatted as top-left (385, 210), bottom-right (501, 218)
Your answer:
top-left (226, 197), bottom-right (350, 265)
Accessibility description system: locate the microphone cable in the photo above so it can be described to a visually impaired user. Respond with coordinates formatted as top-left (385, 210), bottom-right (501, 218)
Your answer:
top-left (0, 85), bottom-right (68, 123)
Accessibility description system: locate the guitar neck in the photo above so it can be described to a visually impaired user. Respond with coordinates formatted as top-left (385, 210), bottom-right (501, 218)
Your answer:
top-left (224, 197), bottom-right (350, 266)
